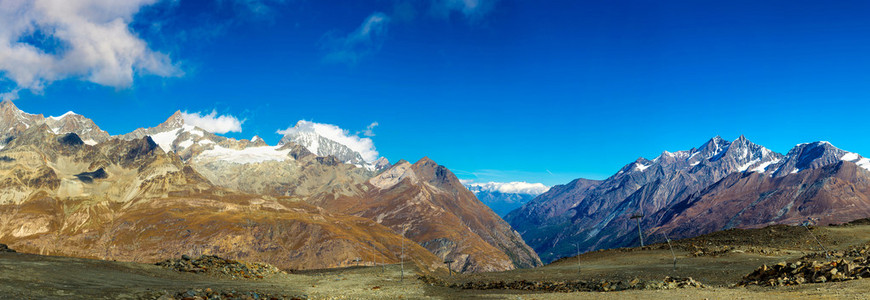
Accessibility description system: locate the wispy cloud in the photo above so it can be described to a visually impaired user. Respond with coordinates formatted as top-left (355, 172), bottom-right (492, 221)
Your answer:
top-left (322, 12), bottom-right (391, 64)
top-left (0, 0), bottom-right (183, 100)
top-left (360, 121), bottom-right (379, 137)
top-left (323, 0), bottom-right (500, 63)
top-left (181, 110), bottom-right (244, 134)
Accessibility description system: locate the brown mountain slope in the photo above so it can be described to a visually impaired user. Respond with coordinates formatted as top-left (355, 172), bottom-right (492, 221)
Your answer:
top-left (651, 161), bottom-right (870, 240)
top-left (311, 158), bottom-right (542, 273)
top-left (0, 126), bottom-right (442, 271)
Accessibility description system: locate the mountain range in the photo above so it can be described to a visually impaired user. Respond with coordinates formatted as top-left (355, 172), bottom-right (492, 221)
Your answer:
top-left (506, 135), bottom-right (870, 263)
top-left (465, 182), bottom-right (550, 217)
top-left (0, 101), bottom-right (540, 272)
top-left (4, 99), bottom-right (870, 272)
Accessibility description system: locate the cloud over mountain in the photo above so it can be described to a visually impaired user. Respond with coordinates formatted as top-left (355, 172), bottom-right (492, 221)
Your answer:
top-left (180, 110), bottom-right (243, 134)
top-left (277, 120), bottom-right (379, 163)
top-left (466, 181), bottom-right (550, 195)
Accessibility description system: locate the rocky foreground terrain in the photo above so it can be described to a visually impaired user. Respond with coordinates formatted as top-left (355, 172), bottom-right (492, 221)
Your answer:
top-left (6, 219), bottom-right (870, 299)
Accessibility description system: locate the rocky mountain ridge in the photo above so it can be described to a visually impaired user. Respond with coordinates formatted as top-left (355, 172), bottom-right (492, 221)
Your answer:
top-left (0, 101), bottom-right (111, 148)
top-left (507, 135), bottom-right (870, 263)
top-left (0, 103), bottom-right (539, 273)
top-left (311, 158), bottom-right (543, 273)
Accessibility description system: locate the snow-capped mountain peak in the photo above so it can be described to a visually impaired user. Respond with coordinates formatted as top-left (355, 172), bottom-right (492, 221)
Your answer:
top-left (614, 135), bottom-right (783, 177)
top-left (466, 181), bottom-right (550, 195)
top-left (768, 141), bottom-right (867, 176)
top-left (278, 120), bottom-right (385, 170)
top-left (0, 100), bottom-right (109, 146)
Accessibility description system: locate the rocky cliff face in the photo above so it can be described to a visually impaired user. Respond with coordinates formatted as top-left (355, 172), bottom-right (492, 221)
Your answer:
top-left (0, 125), bottom-right (442, 271)
top-left (0, 107), bottom-right (533, 274)
top-left (653, 160), bottom-right (870, 240)
top-left (310, 158), bottom-right (543, 273)
top-left (0, 100), bottom-right (110, 148)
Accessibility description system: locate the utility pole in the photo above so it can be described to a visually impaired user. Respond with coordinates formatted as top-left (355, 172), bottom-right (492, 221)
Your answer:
top-left (444, 260), bottom-right (455, 277)
top-left (631, 214), bottom-right (645, 247)
top-left (575, 243), bottom-right (581, 274)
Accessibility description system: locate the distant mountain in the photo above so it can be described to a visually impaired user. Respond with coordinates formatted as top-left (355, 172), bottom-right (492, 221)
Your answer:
top-left (507, 135), bottom-right (870, 263)
top-left (0, 100), bottom-right (110, 148)
top-left (466, 182), bottom-right (549, 216)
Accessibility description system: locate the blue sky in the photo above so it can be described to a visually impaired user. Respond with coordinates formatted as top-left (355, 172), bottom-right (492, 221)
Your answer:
top-left (3, 0), bottom-right (870, 186)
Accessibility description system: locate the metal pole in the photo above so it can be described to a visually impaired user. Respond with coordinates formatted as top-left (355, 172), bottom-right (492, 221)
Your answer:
top-left (664, 233), bottom-right (676, 271)
top-left (631, 214), bottom-right (645, 247)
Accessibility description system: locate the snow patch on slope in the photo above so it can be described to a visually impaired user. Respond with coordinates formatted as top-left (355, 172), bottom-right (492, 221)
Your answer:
top-left (48, 111), bottom-right (77, 120)
top-left (842, 152), bottom-right (870, 172)
top-left (150, 129), bottom-right (180, 151)
top-left (195, 145), bottom-right (291, 164)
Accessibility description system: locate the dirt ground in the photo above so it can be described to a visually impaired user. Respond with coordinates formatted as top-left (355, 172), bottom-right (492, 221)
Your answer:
top-left (4, 222), bottom-right (870, 299)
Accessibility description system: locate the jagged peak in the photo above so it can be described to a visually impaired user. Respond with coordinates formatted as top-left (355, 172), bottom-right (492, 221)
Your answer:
top-left (771, 140), bottom-right (849, 176)
top-left (159, 110), bottom-right (185, 128)
top-left (0, 99), bottom-right (37, 117)
top-left (700, 135), bottom-right (730, 149)
top-left (415, 156), bottom-right (437, 166)
top-left (0, 99), bottom-right (19, 111)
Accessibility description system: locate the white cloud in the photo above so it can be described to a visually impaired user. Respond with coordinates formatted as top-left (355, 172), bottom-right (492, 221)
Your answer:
top-left (360, 121), bottom-right (378, 137)
top-left (466, 181), bottom-right (550, 195)
top-left (277, 120), bottom-right (379, 163)
top-left (0, 0), bottom-right (181, 99)
top-left (181, 110), bottom-right (243, 134)
top-left (322, 12), bottom-right (390, 64)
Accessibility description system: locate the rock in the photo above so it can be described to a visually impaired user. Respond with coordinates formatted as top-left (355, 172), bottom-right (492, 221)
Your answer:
top-left (156, 255), bottom-right (284, 279)
top-left (0, 243), bottom-right (15, 253)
